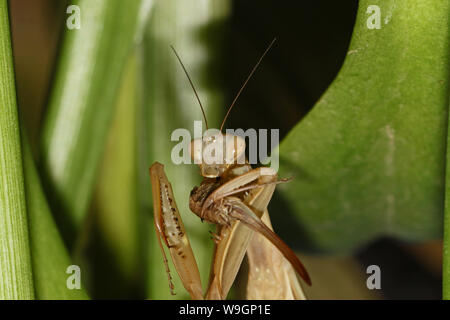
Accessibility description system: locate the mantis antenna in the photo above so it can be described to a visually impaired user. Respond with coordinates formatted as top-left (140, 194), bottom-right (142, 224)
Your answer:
top-left (170, 45), bottom-right (209, 130)
top-left (220, 38), bottom-right (277, 132)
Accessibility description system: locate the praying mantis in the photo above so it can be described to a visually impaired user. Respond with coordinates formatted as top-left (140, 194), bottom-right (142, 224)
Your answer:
top-left (150, 39), bottom-right (311, 300)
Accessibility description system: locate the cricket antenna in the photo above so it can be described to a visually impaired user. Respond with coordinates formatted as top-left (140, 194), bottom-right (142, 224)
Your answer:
top-left (220, 38), bottom-right (277, 132)
top-left (170, 45), bottom-right (209, 130)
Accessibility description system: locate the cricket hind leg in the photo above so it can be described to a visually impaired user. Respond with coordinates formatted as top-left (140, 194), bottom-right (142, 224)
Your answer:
top-left (226, 197), bottom-right (311, 286)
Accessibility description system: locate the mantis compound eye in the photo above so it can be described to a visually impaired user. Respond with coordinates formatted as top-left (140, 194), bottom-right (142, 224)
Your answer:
top-left (189, 134), bottom-right (246, 178)
top-left (223, 134), bottom-right (246, 165)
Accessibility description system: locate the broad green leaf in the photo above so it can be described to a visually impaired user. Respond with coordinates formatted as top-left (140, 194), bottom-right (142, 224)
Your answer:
top-left (40, 0), bottom-right (152, 247)
top-left (0, 0), bottom-right (34, 299)
top-left (277, 0), bottom-right (449, 253)
top-left (138, 0), bottom-right (230, 299)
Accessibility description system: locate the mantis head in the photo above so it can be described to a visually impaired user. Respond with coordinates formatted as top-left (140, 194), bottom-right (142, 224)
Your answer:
top-left (189, 133), bottom-right (246, 178)
top-left (172, 39), bottom-right (276, 178)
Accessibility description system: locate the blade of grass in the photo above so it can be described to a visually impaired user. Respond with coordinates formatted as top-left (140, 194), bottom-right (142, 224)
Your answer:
top-left (22, 133), bottom-right (89, 299)
top-left (0, 0), bottom-right (34, 299)
top-left (85, 54), bottom-right (144, 299)
top-left (444, 95), bottom-right (450, 300)
top-left (40, 0), bottom-right (152, 247)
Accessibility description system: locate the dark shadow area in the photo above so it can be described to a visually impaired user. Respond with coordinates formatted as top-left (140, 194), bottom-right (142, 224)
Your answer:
top-left (356, 238), bottom-right (442, 300)
top-left (227, 0), bottom-right (358, 139)
top-left (268, 189), bottom-right (316, 253)
top-left (83, 203), bottom-right (147, 300)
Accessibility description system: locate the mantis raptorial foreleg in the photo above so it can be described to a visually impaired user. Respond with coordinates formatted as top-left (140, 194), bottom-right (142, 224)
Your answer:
top-left (204, 166), bottom-right (309, 299)
top-left (150, 162), bottom-right (203, 300)
top-left (151, 161), bottom-right (309, 300)
top-left (201, 167), bottom-right (279, 213)
top-left (204, 166), bottom-right (277, 299)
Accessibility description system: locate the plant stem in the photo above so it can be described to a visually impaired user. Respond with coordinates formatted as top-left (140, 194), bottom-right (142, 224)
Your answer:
top-left (0, 0), bottom-right (34, 299)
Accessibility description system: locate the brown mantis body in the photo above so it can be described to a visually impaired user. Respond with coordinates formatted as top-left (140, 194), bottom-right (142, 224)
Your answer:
top-left (150, 39), bottom-right (310, 300)
top-left (188, 163), bottom-right (310, 285)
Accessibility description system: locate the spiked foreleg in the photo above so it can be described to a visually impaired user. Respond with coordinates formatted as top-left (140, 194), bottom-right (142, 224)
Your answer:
top-left (150, 162), bottom-right (203, 300)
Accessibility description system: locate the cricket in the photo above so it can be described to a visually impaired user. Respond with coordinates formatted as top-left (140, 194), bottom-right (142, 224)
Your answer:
top-left (150, 39), bottom-right (311, 300)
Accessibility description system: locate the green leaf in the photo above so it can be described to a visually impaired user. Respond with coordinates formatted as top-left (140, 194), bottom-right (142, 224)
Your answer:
top-left (22, 134), bottom-right (89, 300)
top-left (0, 0), bottom-right (34, 299)
top-left (138, 0), bottom-right (230, 299)
top-left (85, 54), bottom-right (144, 299)
top-left (444, 95), bottom-right (450, 300)
top-left (39, 0), bottom-right (152, 246)
top-left (277, 0), bottom-right (449, 253)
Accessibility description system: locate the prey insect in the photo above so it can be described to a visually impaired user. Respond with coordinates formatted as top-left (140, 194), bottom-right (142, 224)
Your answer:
top-left (150, 39), bottom-right (311, 300)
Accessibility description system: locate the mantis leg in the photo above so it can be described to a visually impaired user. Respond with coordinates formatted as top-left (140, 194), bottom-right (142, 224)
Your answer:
top-left (246, 211), bottom-right (307, 300)
top-left (150, 162), bottom-right (203, 300)
top-left (205, 167), bottom-right (310, 299)
top-left (206, 167), bottom-right (280, 299)
top-left (246, 174), bottom-right (307, 299)
top-left (202, 167), bottom-right (278, 213)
